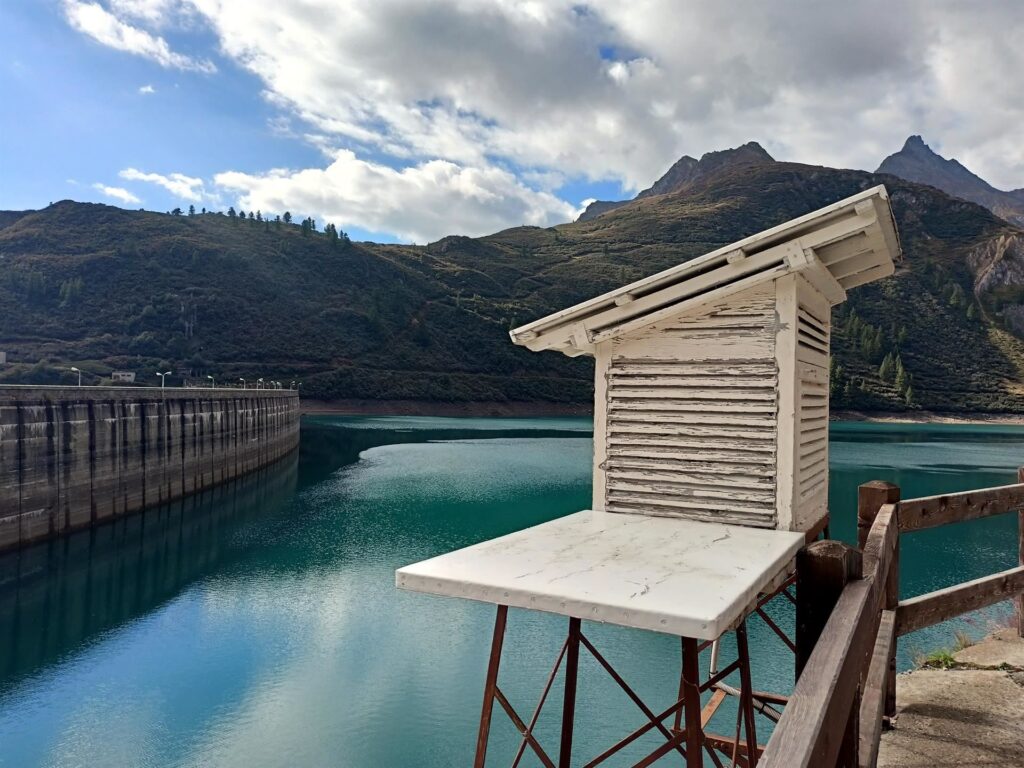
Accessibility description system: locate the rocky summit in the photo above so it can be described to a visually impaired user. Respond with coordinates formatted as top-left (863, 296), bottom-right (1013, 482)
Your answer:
top-left (877, 135), bottom-right (1024, 227)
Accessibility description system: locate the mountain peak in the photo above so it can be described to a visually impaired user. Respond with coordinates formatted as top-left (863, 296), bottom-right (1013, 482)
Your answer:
top-left (637, 141), bottom-right (774, 199)
top-left (576, 141), bottom-right (776, 222)
top-left (877, 136), bottom-right (1024, 226)
top-left (876, 137), bottom-right (1024, 225)
top-left (902, 134), bottom-right (929, 152)
top-left (699, 141), bottom-right (774, 165)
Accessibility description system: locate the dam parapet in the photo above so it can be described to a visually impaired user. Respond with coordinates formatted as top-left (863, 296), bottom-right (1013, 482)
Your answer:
top-left (0, 386), bottom-right (299, 551)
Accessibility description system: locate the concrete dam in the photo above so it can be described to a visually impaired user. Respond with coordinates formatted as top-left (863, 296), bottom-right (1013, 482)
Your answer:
top-left (0, 386), bottom-right (300, 551)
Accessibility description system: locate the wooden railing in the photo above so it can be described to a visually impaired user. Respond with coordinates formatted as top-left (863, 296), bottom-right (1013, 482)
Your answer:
top-left (761, 469), bottom-right (1024, 768)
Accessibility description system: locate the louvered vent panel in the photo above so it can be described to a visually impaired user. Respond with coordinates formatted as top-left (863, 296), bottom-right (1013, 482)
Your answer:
top-left (797, 305), bottom-right (829, 499)
top-left (604, 293), bottom-right (779, 528)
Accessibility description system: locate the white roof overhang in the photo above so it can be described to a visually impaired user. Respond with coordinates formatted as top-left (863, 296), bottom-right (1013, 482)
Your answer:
top-left (509, 185), bottom-right (902, 357)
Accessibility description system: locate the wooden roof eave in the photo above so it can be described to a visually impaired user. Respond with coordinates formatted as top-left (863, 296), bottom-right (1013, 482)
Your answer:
top-left (511, 186), bottom-right (899, 357)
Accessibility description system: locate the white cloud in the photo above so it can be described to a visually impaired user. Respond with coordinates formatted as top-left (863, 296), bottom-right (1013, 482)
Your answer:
top-left (177, 0), bottom-right (1024, 190)
top-left (138, 84), bottom-right (156, 94)
top-left (213, 150), bottom-right (577, 243)
top-left (93, 183), bottom-right (142, 205)
top-left (108, 0), bottom-right (183, 26)
top-left (120, 167), bottom-right (205, 201)
top-left (66, 1), bottom-right (1024, 239)
top-left (63, 1), bottom-right (215, 73)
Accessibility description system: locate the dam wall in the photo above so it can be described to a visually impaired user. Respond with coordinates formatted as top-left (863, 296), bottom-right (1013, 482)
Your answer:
top-left (0, 386), bottom-right (300, 551)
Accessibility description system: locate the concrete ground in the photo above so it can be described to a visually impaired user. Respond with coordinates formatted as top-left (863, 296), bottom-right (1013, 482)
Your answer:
top-left (878, 629), bottom-right (1024, 767)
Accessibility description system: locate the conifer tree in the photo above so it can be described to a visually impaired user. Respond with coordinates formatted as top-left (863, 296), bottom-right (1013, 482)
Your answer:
top-left (326, 223), bottom-right (339, 247)
top-left (878, 352), bottom-right (896, 382)
top-left (829, 356), bottom-right (845, 398)
top-left (188, 204), bottom-right (196, 216)
top-left (283, 211), bottom-right (292, 224)
top-left (228, 207), bottom-right (237, 220)
top-left (894, 357), bottom-right (909, 394)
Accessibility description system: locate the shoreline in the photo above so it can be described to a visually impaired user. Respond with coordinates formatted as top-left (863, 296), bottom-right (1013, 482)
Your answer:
top-left (300, 398), bottom-right (592, 418)
top-left (301, 399), bottom-right (1024, 425)
top-left (832, 410), bottom-right (1024, 425)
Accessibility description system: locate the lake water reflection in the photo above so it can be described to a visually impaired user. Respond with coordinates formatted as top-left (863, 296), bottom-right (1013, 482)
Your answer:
top-left (0, 416), bottom-right (1020, 767)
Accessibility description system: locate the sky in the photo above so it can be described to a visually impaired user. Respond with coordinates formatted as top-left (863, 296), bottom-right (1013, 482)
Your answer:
top-left (2, 1), bottom-right (1023, 244)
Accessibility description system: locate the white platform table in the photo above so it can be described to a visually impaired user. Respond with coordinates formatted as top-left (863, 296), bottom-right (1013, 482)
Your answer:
top-left (396, 510), bottom-right (804, 640)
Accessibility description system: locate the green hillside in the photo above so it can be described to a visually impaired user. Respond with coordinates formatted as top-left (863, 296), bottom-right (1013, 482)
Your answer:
top-left (2, 158), bottom-right (1024, 413)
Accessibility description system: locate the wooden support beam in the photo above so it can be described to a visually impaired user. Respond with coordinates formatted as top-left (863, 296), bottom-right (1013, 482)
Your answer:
top-left (858, 501), bottom-right (899, 723)
top-left (861, 504), bottom-right (898, 585)
top-left (766, 571), bottom-right (882, 768)
top-left (896, 564), bottom-right (1024, 636)
top-left (782, 539), bottom-right (865, 768)
top-left (899, 483), bottom-right (1024, 532)
top-left (877, 493), bottom-right (901, 724)
top-left (858, 610), bottom-right (896, 768)
top-left (796, 541), bottom-right (863, 679)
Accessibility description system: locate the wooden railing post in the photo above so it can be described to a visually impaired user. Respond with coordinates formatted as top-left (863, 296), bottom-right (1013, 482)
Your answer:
top-left (1018, 467), bottom-right (1024, 639)
top-left (858, 481), bottom-right (900, 723)
top-left (858, 481), bottom-right (900, 550)
top-left (796, 540), bottom-right (863, 767)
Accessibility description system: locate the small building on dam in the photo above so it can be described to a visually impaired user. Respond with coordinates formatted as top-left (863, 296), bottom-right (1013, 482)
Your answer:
top-left (0, 386), bottom-right (300, 551)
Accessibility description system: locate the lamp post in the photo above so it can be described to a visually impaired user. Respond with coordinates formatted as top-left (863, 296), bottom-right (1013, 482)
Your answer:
top-left (70, 366), bottom-right (81, 387)
top-left (239, 378), bottom-right (246, 389)
top-left (257, 378), bottom-right (264, 390)
top-left (207, 375), bottom-right (215, 388)
top-left (157, 370), bottom-right (171, 389)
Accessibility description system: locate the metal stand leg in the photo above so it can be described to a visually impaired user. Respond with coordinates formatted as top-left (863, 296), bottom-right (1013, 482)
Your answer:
top-left (559, 617), bottom-right (582, 768)
top-left (682, 637), bottom-right (704, 768)
top-left (735, 622), bottom-right (759, 768)
top-left (471, 611), bottom-right (774, 768)
top-left (474, 605), bottom-right (508, 768)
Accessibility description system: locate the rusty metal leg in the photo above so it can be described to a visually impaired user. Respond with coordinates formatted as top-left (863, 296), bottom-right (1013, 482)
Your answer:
top-left (559, 617), bottom-right (582, 768)
top-left (673, 638), bottom-right (686, 733)
top-left (735, 622), bottom-right (758, 768)
top-left (474, 605), bottom-right (508, 768)
top-left (682, 637), bottom-right (704, 768)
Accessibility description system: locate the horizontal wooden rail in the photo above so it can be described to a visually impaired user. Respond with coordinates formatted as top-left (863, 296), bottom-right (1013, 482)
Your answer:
top-left (762, 508), bottom-right (896, 767)
top-left (899, 482), bottom-right (1024, 532)
top-left (896, 565), bottom-right (1024, 636)
top-left (858, 610), bottom-right (895, 768)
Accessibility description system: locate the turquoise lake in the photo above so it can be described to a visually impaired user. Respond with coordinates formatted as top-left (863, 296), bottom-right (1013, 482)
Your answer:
top-left (0, 416), bottom-right (1021, 767)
